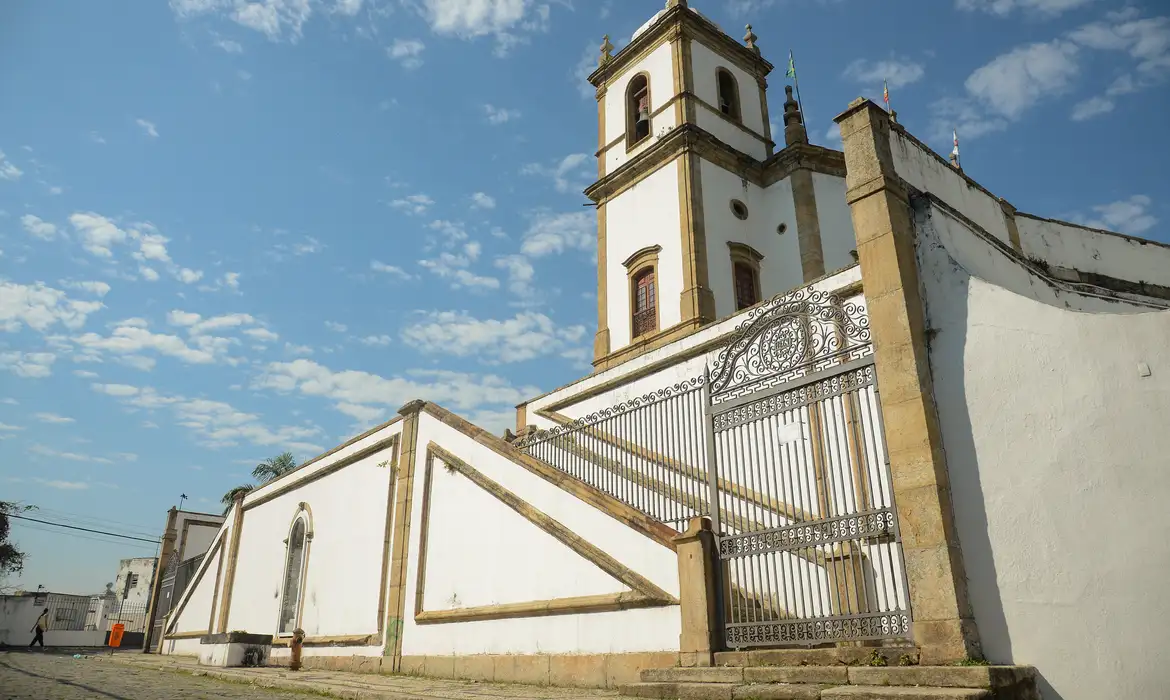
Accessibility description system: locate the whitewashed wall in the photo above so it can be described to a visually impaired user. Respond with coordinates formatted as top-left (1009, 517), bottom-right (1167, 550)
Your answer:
top-left (1015, 214), bottom-right (1170, 289)
top-left (812, 172), bottom-right (859, 274)
top-left (917, 199), bottom-right (1170, 700)
top-left (399, 412), bottom-right (681, 656)
top-left (225, 423), bottom-right (402, 648)
top-left (701, 162), bottom-right (805, 320)
top-left (690, 41), bottom-right (768, 160)
top-left (601, 42), bottom-right (677, 176)
top-left (164, 528), bottom-right (225, 639)
top-left (114, 557), bottom-right (156, 608)
top-left (0, 593), bottom-right (108, 646)
top-left (606, 162), bottom-right (683, 349)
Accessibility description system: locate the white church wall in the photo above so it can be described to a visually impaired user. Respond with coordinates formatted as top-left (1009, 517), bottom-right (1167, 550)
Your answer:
top-left (700, 161), bottom-right (805, 320)
top-left (399, 412), bottom-right (681, 656)
top-left (918, 200), bottom-right (1170, 700)
top-left (812, 172), bottom-right (859, 273)
top-left (1015, 214), bottom-right (1170, 289)
top-left (605, 161), bottom-right (684, 349)
top-left (162, 637), bottom-right (202, 656)
top-left (889, 130), bottom-right (1013, 247)
top-left (227, 423), bottom-right (401, 646)
top-left (602, 42), bottom-right (677, 176)
top-left (690, 41), bottom-right (769, 160)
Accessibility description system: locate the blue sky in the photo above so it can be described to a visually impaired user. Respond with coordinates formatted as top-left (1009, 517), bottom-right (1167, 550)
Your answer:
top-left (1, 0), bottom-right (1166, 594)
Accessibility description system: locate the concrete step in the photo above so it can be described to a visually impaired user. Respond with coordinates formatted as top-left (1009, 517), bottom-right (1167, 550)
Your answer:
top-left (844, 666), bottom-right (1035, 690)
top-left (641, 667), bottom-right (850, 685)
top-left (822, 688), bottom-right (990, 700)
top-left (620, 683), bottom-right (991, 700)
top-left (714, 648), bottom-right (919, 668)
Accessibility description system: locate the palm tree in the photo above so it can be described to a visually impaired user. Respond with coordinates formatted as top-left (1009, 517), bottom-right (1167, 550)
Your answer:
top-left (220, 452), bottom-right (299, 515)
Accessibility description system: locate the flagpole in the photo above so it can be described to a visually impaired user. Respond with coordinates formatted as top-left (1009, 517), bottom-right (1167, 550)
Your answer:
top-left (789, 50), bottom-right (808, 129)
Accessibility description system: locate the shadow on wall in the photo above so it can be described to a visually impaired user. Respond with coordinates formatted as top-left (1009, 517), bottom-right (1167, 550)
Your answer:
top-left (913, 198), bottom-right (1064, 700)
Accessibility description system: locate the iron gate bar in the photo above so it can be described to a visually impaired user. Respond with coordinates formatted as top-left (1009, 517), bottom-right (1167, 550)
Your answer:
top-left (719, 507), bottom-right (897, 557)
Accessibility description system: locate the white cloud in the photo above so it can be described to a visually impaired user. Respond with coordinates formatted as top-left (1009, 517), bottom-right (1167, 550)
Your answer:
top-left (73, 369), bottom-right (100, 378)
top-left (389, 193), bottom-right (435, 215)
top-left (824, 125), bottom-right (843, 144)
top-left (0, 281), bottom-right (104, 333)
top-left (967, 40), bottom-right (1081, 119)
top-left (214, 37), bottom-right (244, 52)
top-left (72, 316), bottom-right (243, 366)
top-left (418, 245), bottom-right (500, 291)
top-left (1073, 195), bottom-right (1157, 235)
top-left (167, 310), bottom-right (261, 337)
top-left (359, 334), bottom-right (392, 346)
top-left (388, 38), bottom-right (425, 69)
top-left (21, 214), bottom-right (58, 240)
top-left (573, 42), bottom-right (599, 99)
top-left (324, 321), bottom-right (347, 332)
top-left (842, 57), bottom-right (925, 90)
top-left (470, 192), bottom-right (496, 209)
top-left (140, 266), bottom-right (161, 282)
top-left (427, 219), bottom-right (469, 247)
top-left (0, 150), bottom-right (23, 181)
top-left (521, 153), bottom-right (591, 194)
top-left (136, 118), bottom-right (159, 138)
top-left (116, 354), bottom-right (157, 371)
top-left (200, 271), bottom-right (243, 293)
top-left (252, 358), bottom-right (539, 432)
top-left (370, 260), bottom-right (413, 280)
top-left (244, 327), bottom-right (280, 342)
top-left (484, 104), bottom-right (520, 124)
top-left (332, 0), bottom-right (362, 15)
top-left (494, 254), bottom-right (536, 300)
top-left (285, 342), bottom-right (314, 356)
top-left (61, 281), bottom-right (111, 297)
top-left (69, 212), bottom-right (128, 258)
top-left (34, 412), bottom-right (74, 424)
top-left (519, 209), bottom-right (594, 258)
top-left (401, 311), bottom-right (586, 364)
top-left (89, 131), bottom-right (107, 145)
top-left (1070, 95), bottom-right (1114, 120)
top-left (39, 479), bottom-right (90, 490)
top-left (956, 0), bottom-right (1096, 16)
top-left (28, 444), bottom-right (113, 465)
top-left (0, 422), bottom-right (23, 432)
top-left (177, 268), bottom-right (204, 283)
top-left (0, 351), bottom-right (57, 378)
top-left (90, 381), bottom-right (323, 452)
top-left (415, 0), bottom-right (554, 56)
top-left (171, 0), bottom-right (315, 42)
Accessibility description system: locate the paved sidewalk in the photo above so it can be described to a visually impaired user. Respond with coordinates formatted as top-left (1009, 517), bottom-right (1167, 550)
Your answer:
top-left (98, 652), bottom-right (622, 700)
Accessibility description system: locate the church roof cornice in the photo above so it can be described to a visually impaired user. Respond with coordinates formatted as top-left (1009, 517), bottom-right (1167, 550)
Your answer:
top-left (588, 5), bottom-right (773, 91)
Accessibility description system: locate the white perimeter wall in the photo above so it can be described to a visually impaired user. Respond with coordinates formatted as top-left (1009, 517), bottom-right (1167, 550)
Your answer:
top-left (690, 41), bottom-right (768, 160)
top-left (399, 412), bottom-right (681, 655)
top-left (165, 526), bottom-right (226, 638)
top-left (917, 200), bottom-right (1170, 700)
top-left (225, 423), bottom-right (402, 646)
top-left (1016, 214), bottom-right (1170, 289)
top-left (606, 162), bottom-right (683, 349)
top-left (0, 596), bottom-right (107, 646)
top-left (601, 42), bottom-right (677, 176)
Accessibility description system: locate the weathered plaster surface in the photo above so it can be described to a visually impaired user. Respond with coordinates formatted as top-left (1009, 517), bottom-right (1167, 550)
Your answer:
top-left (918, 200), bottom-right (1170, 700)
top-left (1015, 214), bottom-right (1170, 289)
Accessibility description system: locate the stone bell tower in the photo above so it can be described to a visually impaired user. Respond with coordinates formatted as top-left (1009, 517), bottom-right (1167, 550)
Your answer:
top-left (584, 0), bottom-right (776, 370)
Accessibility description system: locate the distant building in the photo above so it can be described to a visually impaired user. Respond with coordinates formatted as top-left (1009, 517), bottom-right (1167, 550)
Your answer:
top-left (141, 508), bottom-right (227, 651)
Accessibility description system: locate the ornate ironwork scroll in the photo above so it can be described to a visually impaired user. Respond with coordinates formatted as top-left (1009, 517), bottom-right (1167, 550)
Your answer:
top-left (708, 286), bottom-right (872, 404)
top-left (726, 612), bottom-right (912, 647)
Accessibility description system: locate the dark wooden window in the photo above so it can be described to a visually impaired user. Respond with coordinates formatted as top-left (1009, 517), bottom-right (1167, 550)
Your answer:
top-left (627, 74), bottom-right (651, 145)
top-left (717, 69), bottom-right (741, 121)
top-left (734, 262), bottom-right (759, 311)
top-left (632, 267), bottom-right (657, 337)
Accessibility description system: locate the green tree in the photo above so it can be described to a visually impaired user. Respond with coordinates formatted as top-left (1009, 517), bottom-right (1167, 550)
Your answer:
top-left (0, 501), bottom-right (34, 590)
top-left (219, 452), bottom-right (298, 514)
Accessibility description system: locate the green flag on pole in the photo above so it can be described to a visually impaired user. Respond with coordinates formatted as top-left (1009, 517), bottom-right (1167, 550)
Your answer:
top-left (786, 51), bottom-right (796, 79)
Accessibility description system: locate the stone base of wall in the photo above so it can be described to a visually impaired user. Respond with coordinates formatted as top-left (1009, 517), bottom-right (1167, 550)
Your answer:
top-left (270, 652), bottom-right (680, 688)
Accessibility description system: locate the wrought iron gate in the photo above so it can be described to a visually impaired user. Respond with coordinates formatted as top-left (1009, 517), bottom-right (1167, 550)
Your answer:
top-left (703, 287), bottom-right (912, 648)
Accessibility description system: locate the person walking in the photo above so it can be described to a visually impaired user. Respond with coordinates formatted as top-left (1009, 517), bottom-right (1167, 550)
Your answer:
top-left (29, 607), bottom-right (49, 649)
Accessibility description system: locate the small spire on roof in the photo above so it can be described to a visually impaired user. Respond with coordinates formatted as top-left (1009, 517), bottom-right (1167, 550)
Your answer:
top-left (599, 35), bottom-right (613, 67)
top-left (782, 84), bottom-right (807, 146)
top-left (744, 25), bottom-right (760, 54)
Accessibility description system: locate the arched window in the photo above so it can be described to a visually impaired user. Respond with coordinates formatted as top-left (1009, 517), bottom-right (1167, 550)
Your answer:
top-left (632, 268), bottom-right (657, 337)
top-left (728, 242), bottom-right (764, 311)
top-left (277, 513), bottom-right (310, 634)
top-left (716, 68), bottom-right (741, 122)
top-left (626, 73), bottom-right (651, 147)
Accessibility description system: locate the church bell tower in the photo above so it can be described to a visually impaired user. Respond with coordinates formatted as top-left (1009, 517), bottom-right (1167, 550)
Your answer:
top-left (584, 0), bottom-right (779, 370)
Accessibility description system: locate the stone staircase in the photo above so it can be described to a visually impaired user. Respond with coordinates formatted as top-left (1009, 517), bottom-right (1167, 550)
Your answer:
top-left (618, 649), bottom-right (1039, 700)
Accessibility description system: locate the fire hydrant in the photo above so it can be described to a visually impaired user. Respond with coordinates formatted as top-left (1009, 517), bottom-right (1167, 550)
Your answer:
top-left (289, 628), bottom-right (305, 671)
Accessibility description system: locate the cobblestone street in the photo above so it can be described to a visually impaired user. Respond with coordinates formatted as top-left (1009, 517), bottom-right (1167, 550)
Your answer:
top-left (0, 651), bottom-right (323, 699)
top-left (0, 651), bottom-right (621, 700)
